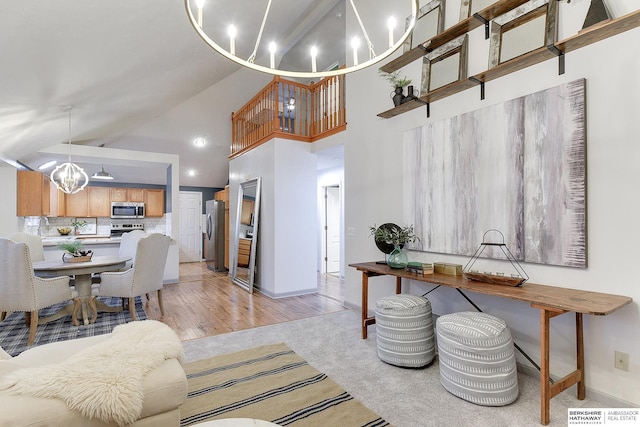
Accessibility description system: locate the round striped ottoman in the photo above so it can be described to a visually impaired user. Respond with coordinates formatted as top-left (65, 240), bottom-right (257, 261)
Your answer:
top-left (436, 311), bottom-right (519, 406)
top-left (375, 294), bottom-right (435, 368)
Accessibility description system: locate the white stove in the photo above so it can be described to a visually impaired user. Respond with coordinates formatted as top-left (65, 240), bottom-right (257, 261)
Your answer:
top-left (110, 223), bottom-right (144, 237)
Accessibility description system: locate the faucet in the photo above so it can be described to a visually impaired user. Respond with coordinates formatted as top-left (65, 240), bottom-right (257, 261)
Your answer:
top-left (39, 216), bottom-right (50, 236)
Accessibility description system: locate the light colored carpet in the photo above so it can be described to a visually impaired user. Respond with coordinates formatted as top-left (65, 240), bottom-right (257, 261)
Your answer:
top-left (182, 309), bottom-right (602, 427)
top-left (181, 343), bottom-right (389, 426)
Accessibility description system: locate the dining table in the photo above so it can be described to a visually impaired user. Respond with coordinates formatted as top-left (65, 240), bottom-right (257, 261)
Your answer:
top-left (33, 255), bottom-right (131, 326)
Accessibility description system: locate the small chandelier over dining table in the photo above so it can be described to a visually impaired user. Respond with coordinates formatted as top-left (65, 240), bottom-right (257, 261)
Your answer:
top-left (184, 0), bottom-right (419, 79)
top-left (50, 106), bottom-right (89, 195)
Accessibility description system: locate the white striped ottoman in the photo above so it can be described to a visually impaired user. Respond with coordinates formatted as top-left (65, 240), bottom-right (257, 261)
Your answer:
top-left (375, 294), bottom-right (435, 368)
top-left (436, 311), bottom-right (519, 406)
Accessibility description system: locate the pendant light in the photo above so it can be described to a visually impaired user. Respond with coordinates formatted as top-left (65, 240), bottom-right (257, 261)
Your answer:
top-left (50, 106), bottom-right (89, 194)
top-left (91, 165), bottom-right (115, 180)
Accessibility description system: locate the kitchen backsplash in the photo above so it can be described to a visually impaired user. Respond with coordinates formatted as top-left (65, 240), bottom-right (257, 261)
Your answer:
top-left (18, 216), bottom-right (167, 237)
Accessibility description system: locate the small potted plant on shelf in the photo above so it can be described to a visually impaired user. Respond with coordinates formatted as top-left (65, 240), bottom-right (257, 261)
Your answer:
top-left (379, 70), bottom-right (412, 107)
top-left (369, 224), bottom-right (419, 269)
top-left (58, 240), bottom-right (93, 263)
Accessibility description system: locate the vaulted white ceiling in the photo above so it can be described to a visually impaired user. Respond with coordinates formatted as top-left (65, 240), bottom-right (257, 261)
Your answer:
top-left (0, 0), bottom-right (344, 187)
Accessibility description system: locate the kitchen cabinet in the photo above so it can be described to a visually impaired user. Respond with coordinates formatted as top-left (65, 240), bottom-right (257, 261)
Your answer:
top-left (110, 187), bottom-right (145, 203)
top-left (65, 189), bottom-right (88, 217)
top-left (16, 171), bottom-right (50, 216)
top-left (238, 238), bottom-right (251, 267)
top-left (240, 199), bottom-right (254, 225)
top-left (127, 188), bottom-right (144, 202)
top-left (144, 189), bottom-right (165, 217)
top-left (49, 184), bottom-right (66, 217)
top-left (88, 187), bottom-right (110, 217)
top-left (215, 186), bottom-right (230, 269)
top-left (109, 187), bottom-right (127, 202)
top-left (65, 187), bottom-right (89, 217)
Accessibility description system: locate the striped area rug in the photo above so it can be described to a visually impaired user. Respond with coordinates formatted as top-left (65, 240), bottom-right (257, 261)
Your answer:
top-left (181, 343), bottom-right (390, 427)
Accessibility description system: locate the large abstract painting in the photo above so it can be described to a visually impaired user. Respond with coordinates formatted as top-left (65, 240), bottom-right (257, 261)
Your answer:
top-left (403, 79), bottom-right (586, 268)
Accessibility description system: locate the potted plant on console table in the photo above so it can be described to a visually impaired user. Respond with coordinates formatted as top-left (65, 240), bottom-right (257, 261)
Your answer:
top-left (58, 240), bottom-right (93, 263)
top-left (369, 224), bottom-right (418, 269)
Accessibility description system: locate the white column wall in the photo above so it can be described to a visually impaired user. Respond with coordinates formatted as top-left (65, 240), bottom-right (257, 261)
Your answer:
top-left (344, 0), bottom-right (640, 405)
top-left (230, 138), bottom-right (317, 297)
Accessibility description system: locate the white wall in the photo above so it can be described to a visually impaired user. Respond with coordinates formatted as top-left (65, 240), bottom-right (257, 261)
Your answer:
top-left (230, 138), bottom-right (318, 297)
top-left (0, 163), bottom-right (18, 237)
top-left (343, 0), bottom-right (640, 405)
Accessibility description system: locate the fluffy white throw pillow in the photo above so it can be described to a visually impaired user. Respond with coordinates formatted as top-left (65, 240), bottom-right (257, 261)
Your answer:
top-left (0, 320), bottom-right (184, 426)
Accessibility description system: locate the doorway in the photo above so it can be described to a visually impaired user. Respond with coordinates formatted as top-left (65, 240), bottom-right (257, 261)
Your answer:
top-left (318, 184), bottom-right (343, 302)
top-left (178, 191), bottom-right (202, 263)
top-left (324, 185), bottom-right (340, 276)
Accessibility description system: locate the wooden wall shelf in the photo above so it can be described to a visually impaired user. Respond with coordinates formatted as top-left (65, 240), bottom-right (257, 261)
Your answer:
top-left (380, 0), bottom-right (530, 74)
top-left (378, 9), bottom-right (640, 119)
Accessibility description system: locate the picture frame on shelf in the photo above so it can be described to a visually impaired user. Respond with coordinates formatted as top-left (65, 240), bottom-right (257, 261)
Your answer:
top-left (488, 0), bottom-right (558, 68)
top-left (404, 0), bottom-right (445, 53)
top-left (421, 35), bottom-right (468, 94)
top-left (459, 0), bottom-right (497, 21)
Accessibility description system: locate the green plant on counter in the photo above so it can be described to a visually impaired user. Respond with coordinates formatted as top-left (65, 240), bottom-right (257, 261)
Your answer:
top-left (58, 240), bottom-right (87, 256)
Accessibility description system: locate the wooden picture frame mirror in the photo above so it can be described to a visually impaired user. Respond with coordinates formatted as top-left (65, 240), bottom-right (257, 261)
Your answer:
top-left (488, 0), bottom-right (558, 68)
top-left (421, 35), bottom-right (468, 94)
top-left (404, 0), bottom-right (444, 53)
top-left (231, 177), bottom-right (261, 293)
top-left (459, 0), bottom-right (497, 21)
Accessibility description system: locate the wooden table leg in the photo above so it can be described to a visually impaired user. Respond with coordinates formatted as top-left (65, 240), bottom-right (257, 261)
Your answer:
top-left (395, 276), bottom-right (402, 294)
top-left (576, 313), bottom-right (586, 400)
top-left (360, 271), bottom-right (385, 339)
top-left (535, 304), bottom-right (581, 425)
top-left (540, 308), bottom-right (551, 425)
top-left (361, 272), bottom-right (369, 339)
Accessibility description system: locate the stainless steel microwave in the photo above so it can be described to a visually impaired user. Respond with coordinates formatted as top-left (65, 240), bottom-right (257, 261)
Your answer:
top-left (111, 202), bottom-right (145, 219)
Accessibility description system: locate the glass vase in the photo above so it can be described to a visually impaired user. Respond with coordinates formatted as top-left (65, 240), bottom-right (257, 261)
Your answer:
top-left (387, 245), bottom-right (408, 269)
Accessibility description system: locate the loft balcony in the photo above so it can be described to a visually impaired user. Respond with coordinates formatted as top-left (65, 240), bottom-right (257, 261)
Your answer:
top-left (230, 75), bottom-right (346, 158)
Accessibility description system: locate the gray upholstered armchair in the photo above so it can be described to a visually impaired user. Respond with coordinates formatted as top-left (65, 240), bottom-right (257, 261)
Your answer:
top-left (97, 233), bottom-right (170, 320)
top-left (0, 238), bottom-right (77, 345)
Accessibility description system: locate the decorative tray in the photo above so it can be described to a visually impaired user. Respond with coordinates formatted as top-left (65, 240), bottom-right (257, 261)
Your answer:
top-left (62, 253), bottom-right (93, 263)
top-left (463, 271), bottom-right (525, 287)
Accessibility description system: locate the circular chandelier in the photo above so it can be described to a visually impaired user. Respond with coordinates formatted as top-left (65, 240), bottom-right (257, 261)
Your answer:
top-left (50, 106), bottom-right (89, 195)
top-left (184, 0), bottom-right (419, 79)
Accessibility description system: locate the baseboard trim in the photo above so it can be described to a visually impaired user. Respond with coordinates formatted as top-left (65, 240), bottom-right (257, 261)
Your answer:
top-left (515, 362), bottom-right (636, 408)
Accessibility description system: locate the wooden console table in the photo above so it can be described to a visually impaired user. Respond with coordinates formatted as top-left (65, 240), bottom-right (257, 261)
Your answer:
top-left (349, 261), bottom-right (632, 425)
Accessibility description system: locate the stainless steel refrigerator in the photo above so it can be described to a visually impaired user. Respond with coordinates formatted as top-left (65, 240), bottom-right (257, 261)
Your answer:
top-left (205, 199), bottom-right (226, 272)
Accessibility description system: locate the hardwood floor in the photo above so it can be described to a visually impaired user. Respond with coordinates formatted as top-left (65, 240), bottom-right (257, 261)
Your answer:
top-left (143, 262), bottom-right (346, 342)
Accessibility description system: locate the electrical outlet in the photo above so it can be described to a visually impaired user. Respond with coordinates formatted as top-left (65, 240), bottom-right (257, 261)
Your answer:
top-left (615, 351), bottom-right (629, 371)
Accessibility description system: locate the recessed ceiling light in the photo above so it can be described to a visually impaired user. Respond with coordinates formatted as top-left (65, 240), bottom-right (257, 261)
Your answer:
top-left (38, 160), bottom-right (57, 170)
top-left (188, 170), bottom-right (196, 177)
top-left (194, 138), bottom-right (206, 147)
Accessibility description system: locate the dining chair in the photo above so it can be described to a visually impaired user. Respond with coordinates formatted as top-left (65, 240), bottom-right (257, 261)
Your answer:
top-left (91, 229), bottom-right (147, 286)
top-left (118, 229), bottom-right (147, 269)
top-left (97, 233), bottom-right (170, 320)
top-left (9, 232), bottom-right (45, 262)
top-left (0, 238), bottom-right (78, 345)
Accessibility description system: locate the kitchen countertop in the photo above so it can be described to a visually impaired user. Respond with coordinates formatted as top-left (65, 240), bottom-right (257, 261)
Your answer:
top-left (42, 236), bottom-right (121, 247)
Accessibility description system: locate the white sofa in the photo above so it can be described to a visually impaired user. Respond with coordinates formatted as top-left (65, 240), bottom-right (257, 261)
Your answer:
top-left (0, 324), bottom-right (188, 427)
